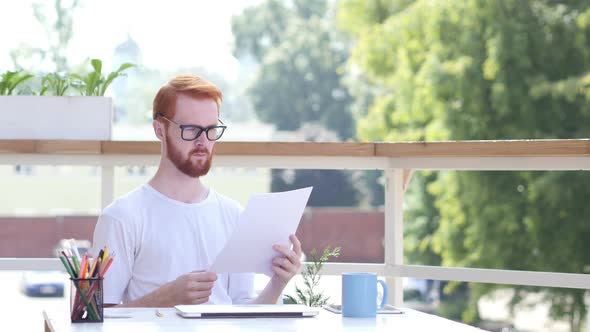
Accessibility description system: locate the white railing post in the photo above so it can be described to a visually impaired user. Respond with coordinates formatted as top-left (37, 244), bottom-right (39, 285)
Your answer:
top-left (384, 168), bottom-right (404, 306)
top-left (101, 165), bottom-right (115, 209)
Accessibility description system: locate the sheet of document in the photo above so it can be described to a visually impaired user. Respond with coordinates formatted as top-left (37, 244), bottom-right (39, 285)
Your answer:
top-left (209, 187), bottom-right (313, 276)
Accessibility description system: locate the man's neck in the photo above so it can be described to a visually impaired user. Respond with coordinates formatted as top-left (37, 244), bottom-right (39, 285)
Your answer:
top-left (148, 163), bottom-right (209, 204)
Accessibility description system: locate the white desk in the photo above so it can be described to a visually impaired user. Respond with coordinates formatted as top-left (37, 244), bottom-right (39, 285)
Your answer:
top-left (44, 307), bottom-right (487, 331)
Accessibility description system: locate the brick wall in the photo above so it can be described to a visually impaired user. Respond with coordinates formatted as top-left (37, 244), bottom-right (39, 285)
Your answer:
top-left (297, 209), bottom-right (385, 263)
top-left (0, 209), bottom-right (385, 263)
top-left (0, 216), bottom-right (97, 257)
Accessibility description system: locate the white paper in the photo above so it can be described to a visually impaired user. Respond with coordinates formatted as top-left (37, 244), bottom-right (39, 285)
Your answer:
top-left (209, 187), bottom-right (313, 276)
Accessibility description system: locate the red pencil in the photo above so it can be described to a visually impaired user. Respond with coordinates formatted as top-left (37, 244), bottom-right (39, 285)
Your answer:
top-left (100, 257), bottom-right (114, 278)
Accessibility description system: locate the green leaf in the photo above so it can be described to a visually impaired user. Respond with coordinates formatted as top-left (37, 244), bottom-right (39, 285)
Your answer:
top-left (90, 59), bottom-right (102, 74)
top-left (99, 63), bottom-right (135, 96)
top-left (116, 63), bottom-right (135, 73)
top-left (283, 295), bottom-right (298, 304)
top-left (85, 72), bottom-right (100, 96)
top-left (0, 70), bottom-right (33, 95)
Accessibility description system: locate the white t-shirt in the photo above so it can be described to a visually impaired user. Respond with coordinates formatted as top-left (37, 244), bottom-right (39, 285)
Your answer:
top-left (91, 184), bottom-right (255, 305)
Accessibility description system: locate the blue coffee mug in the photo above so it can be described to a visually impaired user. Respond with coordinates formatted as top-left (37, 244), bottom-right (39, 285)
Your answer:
top-left (342, 273), bottom-right (388, 317)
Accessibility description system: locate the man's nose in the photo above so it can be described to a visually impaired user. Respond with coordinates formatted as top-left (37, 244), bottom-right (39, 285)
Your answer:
top-left (193, 132), bottom-right (208, 145)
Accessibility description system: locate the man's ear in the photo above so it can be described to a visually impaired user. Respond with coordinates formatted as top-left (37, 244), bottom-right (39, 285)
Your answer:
top-left (153, 120), bottom-right (164, 141)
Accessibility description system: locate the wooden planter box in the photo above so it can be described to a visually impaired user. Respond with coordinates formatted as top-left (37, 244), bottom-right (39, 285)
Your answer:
top-left (0, 96), bottom-right (113, 140)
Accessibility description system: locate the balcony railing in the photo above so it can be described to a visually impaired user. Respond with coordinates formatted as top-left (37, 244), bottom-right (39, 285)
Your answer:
top-left (1, 139), bottom-right (589, 306)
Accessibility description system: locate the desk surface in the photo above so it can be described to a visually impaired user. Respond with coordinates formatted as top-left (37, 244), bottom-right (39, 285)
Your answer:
top-left (44, 307), bottom-right (486, 332)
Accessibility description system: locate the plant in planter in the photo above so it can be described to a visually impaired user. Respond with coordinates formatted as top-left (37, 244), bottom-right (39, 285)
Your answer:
top-left (37, 59), bottom-right (135, 97)
top-left (0, 58), bottom-right (134, 140)
top-left (72, 59), bottom-right (135, 96)
top-left (284, 246), bottom-right (341, 307)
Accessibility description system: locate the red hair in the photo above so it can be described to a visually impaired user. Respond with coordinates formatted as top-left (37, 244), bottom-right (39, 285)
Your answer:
top-left (152, 74), bottom-right (222, 120)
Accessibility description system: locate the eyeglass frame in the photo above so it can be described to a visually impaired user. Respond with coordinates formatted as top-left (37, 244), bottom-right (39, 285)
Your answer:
top-left (156, 112), bottom-right (227, 142)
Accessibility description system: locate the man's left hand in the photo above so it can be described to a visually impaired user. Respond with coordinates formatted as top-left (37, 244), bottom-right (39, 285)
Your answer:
top-left (271, 234), bottom-right (302, 286)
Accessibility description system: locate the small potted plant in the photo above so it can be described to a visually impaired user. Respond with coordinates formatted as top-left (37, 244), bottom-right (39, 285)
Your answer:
top-left (0, 59), bottom-right (134, 140)
top-left (284, 246), bottom-right (341, 307)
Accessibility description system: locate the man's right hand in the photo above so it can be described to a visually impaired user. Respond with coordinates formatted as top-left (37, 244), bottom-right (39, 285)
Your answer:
top-left (163, 271), bottom-right (217, 305)
top-left (106, 270), bottom-right (217, 308)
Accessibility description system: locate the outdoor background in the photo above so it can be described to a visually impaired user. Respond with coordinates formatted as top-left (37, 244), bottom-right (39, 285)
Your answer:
top-left (1, 1), bottom-right (589, 331)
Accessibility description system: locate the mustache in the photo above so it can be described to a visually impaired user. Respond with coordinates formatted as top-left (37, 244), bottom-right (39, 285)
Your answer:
top-left (190, 147), bottom-right (210, 154)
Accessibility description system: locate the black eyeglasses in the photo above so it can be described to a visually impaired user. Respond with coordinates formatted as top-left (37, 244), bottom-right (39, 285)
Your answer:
top-left (157, 113), bottom-right (227, 141)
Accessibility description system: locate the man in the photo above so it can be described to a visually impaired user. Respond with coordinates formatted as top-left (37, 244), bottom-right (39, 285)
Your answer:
top-left (92, 74), bottom-right (302, 307)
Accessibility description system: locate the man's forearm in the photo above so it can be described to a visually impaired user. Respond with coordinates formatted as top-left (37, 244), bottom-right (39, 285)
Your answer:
top-left (109, 283), bottom-right (174, 307)
top-left (250, 275), bottom-right (287, 304)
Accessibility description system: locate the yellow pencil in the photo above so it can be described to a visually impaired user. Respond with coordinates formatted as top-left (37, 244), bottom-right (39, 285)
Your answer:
top-left (102, 246), bottom-right (109, 264)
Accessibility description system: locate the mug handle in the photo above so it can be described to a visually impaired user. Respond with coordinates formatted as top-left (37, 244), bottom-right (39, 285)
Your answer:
top-left (377, 279), bottom-right (388, 310)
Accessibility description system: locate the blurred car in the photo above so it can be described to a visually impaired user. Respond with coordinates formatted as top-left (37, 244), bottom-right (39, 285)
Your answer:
top-left (53, 238), bottom-right (91, 258)
top-left (20, 271), bottom-right (66, 297)
top-left (403, 278), bottom-right (439, 314)
top-left (21, 238), bottom-right (91, 298)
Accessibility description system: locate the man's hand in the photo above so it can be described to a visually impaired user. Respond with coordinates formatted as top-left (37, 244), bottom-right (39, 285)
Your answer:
top-left (271, 234), bottom-right (302, 286)
top-left (161, 271), bottom-right (217, 305)
top-left (113, 270), bottom-right (217, 308)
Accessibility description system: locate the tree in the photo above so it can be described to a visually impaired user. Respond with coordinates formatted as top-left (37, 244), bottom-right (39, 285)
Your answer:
top-left (233, 0), bottom-right (361, 207)
top-left (10, 0), bottom-right (81, 72)
top-left (339, 0), bottom-right (590, 330)
top-left (270, 124), bottom-right (360, 207)
top-left (233, 0), bottom-right (354, 139)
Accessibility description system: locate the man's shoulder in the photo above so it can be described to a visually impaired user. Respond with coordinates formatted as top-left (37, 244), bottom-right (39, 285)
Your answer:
top-left (101, 185), bottom-right (148, 221)
top-left (210, 189), bottom-right (243, 213)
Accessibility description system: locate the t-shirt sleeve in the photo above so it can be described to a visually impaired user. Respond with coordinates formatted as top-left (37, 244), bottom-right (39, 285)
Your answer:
top-left (91, 213), bottom-right (135, 305)
top-left (228, 272), bottom-right (255, 304)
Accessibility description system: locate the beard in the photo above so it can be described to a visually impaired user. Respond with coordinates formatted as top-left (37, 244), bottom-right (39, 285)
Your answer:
top-left (165, 134), bottom-right (213, 178)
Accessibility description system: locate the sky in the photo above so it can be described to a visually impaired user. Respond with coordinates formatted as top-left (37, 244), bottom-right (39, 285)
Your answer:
top-left (0, 0), bottom-right (262, 81)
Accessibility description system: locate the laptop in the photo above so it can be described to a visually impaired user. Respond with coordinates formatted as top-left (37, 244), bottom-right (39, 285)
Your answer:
top-left (175, 304), bottom-right (319, 318)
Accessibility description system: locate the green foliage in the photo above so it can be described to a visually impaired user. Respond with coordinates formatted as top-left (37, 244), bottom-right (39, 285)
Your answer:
top-left (270, 124), bottom-right (359, 207)
top-left (11, 0), bottom-right (81, 71)
top-left (284, 246), bottom-right (341, 307)
top-left (0, 70), bottom-right (34, 95)
top-left (404, 171), bottom-right (441, 267)
top-left (40, 72), bottom-right (72, 96)
top-left (232, 0), bottom-right (354, 140)
top-left (339, 0), bottom-right (590, 330)
top-left (233, 0), bottom-right (363, 208)
top-left (437, 282), bottom-right (476, 323)
top-left (272, 169), bottom-right (359, 207)
top-left (1, 59), bottom-right (134, 97)
top-left (72, 59), bottom-right (135, 96)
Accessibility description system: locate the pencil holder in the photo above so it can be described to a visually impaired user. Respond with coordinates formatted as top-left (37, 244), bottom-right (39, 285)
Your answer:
top-left (70, 277), bottom-right (104, 323)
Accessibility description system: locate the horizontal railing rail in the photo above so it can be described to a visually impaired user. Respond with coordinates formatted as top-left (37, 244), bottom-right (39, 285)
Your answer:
top-left (2, 139), bottom-right (590, 157)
